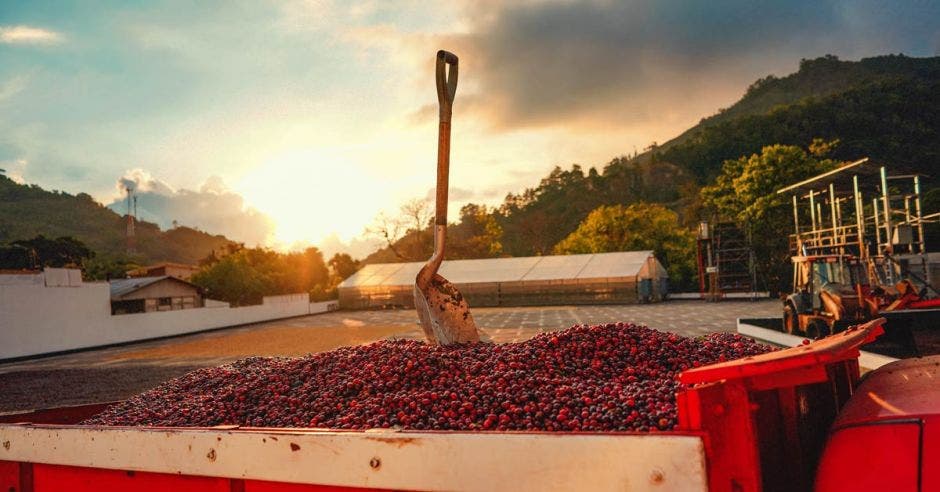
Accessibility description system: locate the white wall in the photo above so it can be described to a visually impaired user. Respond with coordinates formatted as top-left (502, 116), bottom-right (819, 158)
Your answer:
top-left (0, 273), bottom-right (338, 360)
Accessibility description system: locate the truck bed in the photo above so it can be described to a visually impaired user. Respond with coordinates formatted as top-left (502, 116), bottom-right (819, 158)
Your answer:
top-left (0, 319), bottom-right (886, 492)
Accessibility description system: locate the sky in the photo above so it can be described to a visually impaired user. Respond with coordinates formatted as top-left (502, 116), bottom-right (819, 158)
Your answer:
top-left (1, 0), bottom-right (939, 258)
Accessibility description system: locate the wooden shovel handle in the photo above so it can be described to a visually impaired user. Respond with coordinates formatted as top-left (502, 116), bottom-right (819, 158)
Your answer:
top-left (435, 50), bottom-right (458, 227)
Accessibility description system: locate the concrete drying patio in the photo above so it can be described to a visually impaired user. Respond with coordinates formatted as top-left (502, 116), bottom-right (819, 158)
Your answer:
top-left (0, 300), bottom-right (779, 412)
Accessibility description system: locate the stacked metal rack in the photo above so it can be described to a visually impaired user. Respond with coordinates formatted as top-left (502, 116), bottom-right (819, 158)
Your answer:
top-left (777, 158), bottom-right (938, 291)
top-left (696, 221), bottom-right (760, 301)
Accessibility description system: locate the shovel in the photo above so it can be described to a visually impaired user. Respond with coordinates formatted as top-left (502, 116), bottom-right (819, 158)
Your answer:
top-left (414, 50), bottom-right (480, 345)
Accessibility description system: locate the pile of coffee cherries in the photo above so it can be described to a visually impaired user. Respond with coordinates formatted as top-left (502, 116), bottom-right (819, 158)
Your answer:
top-left (84, 323), bottom-right (771, 431)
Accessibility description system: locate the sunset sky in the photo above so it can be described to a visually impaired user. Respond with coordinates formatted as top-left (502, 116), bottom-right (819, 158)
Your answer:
top-left (2, 1), bottom-right (938, 258)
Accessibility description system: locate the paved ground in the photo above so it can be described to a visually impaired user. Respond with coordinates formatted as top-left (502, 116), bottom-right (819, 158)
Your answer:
top-left (0, 300), bottom-right (778, 413)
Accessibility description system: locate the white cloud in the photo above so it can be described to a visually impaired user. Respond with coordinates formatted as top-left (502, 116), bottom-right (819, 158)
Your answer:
top-left (0, 75), bottom-right (29, 103)
top-left (317, 232), bottom-right (381, 260)
top-left (114, 168), bottom-right (174, 199)
top-left (0, 25), bottom-right (64, 45)
top-left (107, 169), bottom-right (276, 247)
top-left (0, 158), bottom-right (28, 183)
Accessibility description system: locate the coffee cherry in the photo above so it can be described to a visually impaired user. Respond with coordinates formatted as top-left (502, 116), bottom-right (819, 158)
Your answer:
top-left (83, 324), bottom-right (772, 432)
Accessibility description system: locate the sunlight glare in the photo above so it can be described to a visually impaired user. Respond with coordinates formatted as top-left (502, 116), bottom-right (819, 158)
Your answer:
top-left (236, 149), bottom-right (393, 248)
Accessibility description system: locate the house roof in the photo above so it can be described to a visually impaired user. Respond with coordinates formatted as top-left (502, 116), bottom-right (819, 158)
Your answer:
top-left (109, 276), bottom-right (203, 299)
top-left (142, 262), bottom-right (199, 270)
top-left (127, 262), bottom-right (199, 276)
top-left (338, 251), bottom-right (659, 289)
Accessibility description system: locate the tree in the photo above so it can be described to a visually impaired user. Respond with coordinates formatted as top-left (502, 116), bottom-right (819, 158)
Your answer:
top-left (10, 235), bottom-right (94, 268)
top-left (366, 198), bottom-right (433, 261)
top-left (328, 253), bottom-right (360, 282)
top-left (700, 142), bottom-right (839, 292)
top-left (447, 203), bottom-right (503, 259)
top-left (0, 245), bottom-right (38, 270)
top-left (82, 254), bottom-right (141, 280)
top-left (492, 160), bottom-right (694, 257)
top-left (553, 203), bottom-right (697, 288)
top-left (191, 250), bottom-right (274, 306)
top-left (190, 247), bottom-right (333, 306)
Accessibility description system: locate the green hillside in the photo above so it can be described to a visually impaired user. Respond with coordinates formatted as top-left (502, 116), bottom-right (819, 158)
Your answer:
top-left (0, 174), bottom-right (237, 265)
top-left (368, 54), bottom-right (940, 289)
top-left (493, 54), bottom-right (940, 253)
top-left (693, 55), bottom-right (939, 134)
top-left (658, 54), bottom-right (940, 180)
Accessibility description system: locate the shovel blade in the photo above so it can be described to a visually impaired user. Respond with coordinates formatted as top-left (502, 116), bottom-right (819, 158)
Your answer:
top-left (414, 273), bottom-right (479, 345)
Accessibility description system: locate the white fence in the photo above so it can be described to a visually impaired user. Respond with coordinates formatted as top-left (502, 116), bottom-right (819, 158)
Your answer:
top-left (0, 271), bottom-right (337, 360)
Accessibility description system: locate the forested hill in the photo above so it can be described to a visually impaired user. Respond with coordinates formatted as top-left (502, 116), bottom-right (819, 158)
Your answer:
top-left (0, 174), bottom-right (237, 264)
top-left (367, 54), bottom-right (940, 265)
top-left (653, 54), bottom-right (940, 181)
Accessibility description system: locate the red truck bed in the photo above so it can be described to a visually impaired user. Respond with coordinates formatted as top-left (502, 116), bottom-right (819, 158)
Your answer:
top-left (0, 319), bottom-right (892, 491)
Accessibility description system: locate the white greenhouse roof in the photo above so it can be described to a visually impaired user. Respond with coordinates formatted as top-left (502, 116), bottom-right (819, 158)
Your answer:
top-left (339, 251), bottom-right (658, 289)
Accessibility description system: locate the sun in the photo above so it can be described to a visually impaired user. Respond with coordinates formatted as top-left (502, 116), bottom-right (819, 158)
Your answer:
top-left (236, 149), bottom-right (394, 248)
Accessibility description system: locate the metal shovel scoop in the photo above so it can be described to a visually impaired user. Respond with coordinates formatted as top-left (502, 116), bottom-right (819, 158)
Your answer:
top-left (414, 50), bottom-right (480, 345)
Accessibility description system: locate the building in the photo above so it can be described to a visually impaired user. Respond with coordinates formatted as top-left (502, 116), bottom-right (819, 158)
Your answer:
top-left (110, 276), bottom-right (205, 314)
top-left (1, 268), bottom-right (335, 360)
top-left (338, 251), bottom-right (668, 310)
top-left (127, 262), bottom-right (200, 280)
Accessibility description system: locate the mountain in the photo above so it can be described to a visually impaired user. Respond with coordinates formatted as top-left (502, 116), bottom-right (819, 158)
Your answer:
top-left (0, 174), bottom-right (237, 265)
top-left (655, 54), bottom-right (940, 181)
top-left (407, 54), bottom-right (940, 261)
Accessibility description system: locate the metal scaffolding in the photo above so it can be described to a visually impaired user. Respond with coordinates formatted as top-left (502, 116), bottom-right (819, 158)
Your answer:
top-left (777, 158), bottom-right (938, 291)
top-left (696, 220), bottom-right (759, 301)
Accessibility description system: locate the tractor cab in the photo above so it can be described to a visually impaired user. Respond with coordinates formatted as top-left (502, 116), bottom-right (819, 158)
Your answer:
top-left (785, 255), bottom-right (875, 338)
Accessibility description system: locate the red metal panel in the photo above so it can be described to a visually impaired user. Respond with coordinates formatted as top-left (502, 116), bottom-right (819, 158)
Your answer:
top-left (674, 319), bottom-right (885, 491)
top-left (680, 318), bottom-right (883, 385)
top-left (32, 464), bottom-right (231, 492)
top-left (245, 479), bottom-right (385, 491)
top-left (922, 418), bottom-right (940, 491)
top-left (677, 381), bottom-right (761, 491)
top-left (815, 423), bottom-right (920, 492)
top-left (0, 403), bottom-right (115, 424)
top-left (0, 460), bottom-right (19, 491)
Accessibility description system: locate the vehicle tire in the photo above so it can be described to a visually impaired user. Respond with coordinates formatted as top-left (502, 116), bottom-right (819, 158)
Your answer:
top-left (806, 320), bottom-right (831, 340)
top-left (783, 302), bottom-right (799, 334)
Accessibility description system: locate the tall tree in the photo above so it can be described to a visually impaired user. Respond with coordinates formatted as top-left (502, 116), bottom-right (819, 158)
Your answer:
top-left (10, 235), bottom-right (94, 268)
top-left (554, 203), bottom-right (696, 288)
top-left (328, 253), bottom-right (361, 282)
top-left (700, 142), bottom-right (839, 292)
top-left (447, 203), bottom-right (503, 259)
top-left (191, 247), bottom-right (332, 306)
top-left (366, 199), bottom-right (433, 262)
top-left (82, 254), bottom-right (140, 280)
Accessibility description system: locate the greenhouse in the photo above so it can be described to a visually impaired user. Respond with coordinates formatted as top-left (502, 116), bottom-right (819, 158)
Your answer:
top-left (337, 251), bottom-right (668, 309)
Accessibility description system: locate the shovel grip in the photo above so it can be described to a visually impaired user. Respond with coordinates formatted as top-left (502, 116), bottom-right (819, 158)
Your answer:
top-left (436, 50), bottom-right (458, 120)
top-left (435, 50), bottom-right (458, 227)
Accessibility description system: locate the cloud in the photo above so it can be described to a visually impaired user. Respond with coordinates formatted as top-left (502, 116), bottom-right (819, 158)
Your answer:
top-left (0, 75), bottom-right (30, 103)
top-left (0, 25), bottom-right (64, 45)
top-left (352, 0), bottom-right (940, 134)
top-left (107, 169), bottom-right (276, 246)
top-left (424, 186), bottom-right (482, 202)
top-left (115, 168), bottom-right (174, 197)
top-left (0, 158), bottom-right (28, 184)
top-left (316, 232), bottom-right (382, 260)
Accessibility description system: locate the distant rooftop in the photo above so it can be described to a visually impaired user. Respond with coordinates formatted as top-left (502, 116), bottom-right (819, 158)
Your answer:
top-left (110, 275), bottom-right (203, 299)
top-left (339, 251), bottom-right (659, 289)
